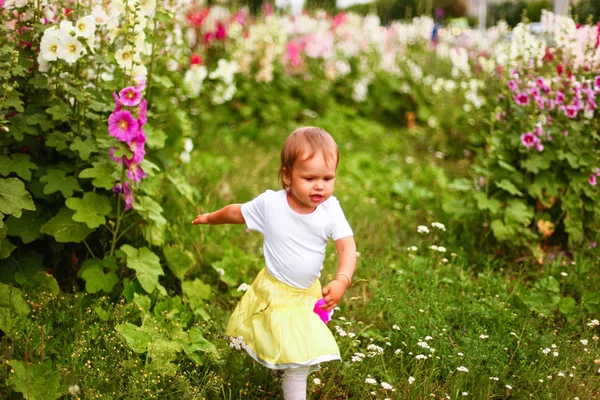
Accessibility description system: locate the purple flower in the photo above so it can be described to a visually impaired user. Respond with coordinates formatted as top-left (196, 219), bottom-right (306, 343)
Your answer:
top-left (521, 132), bottom-right (539, 149)
top-left (590, 174), bottom-right (597, 186)
top-left (119, 86), bottom-right (143, 107)
top-left (123, 181), bottom-right (135, 210)
top-left (112, 184), bottom-right (122, 193)
top-left (514, 92), bottom-right (530, 106)
top-left (108, 110), bottom-right (139, 142)
top-left (125, 159), bottom-right (147, 182)
top-left (507, 80), bottom-right (519, 92)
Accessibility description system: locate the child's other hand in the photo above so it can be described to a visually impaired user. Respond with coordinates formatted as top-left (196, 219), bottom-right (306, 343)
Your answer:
top-left (192, 213), bottom-right (210, 225)
top-left (321, 280), bottom-right (347, 310)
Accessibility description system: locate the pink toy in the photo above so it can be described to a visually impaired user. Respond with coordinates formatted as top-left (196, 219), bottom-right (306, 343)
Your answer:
top-left (313, 298), bottom-right (334, 324)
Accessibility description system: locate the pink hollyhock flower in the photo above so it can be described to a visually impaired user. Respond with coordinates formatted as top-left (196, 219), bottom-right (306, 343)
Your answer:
top-left (215, 22), bottom-right (227, 40)
top-left (594, 76), bottom-right (600, 90)
top-left (119, 86), bottom-right (142, 107)
top-left (535, 123), bottom-right (543, 136)
top-left (108, 110), bottom-right (139, 142)
top-left (284, 41), bottom-right (303, 68)
top-left (595, 167), bottom-right (600, 176)
top-left (514, 92), bottom-right (530, 106)
top-left (333, 12), bottom-right (346, 29)
top-left (128, 133), bottom-right (146, 163)
top-left (555, 91), bottom-right (565, 104)
top-left (590, 174), bottom-right (597, 186)
top-left (521, 132), bottom-right (538, 148)
top-left (535, 97), bottom-right (546, 110)
top-left (535, 142), bottom-right (544, 152)
top-left (126, 160), bottom-right (147, 182)
top-left (564, 105), bottom-right (578, 118)
top-left (190, 53), bottom-right (202, 66)
top-left (135, 77), bottom-right (146, 91)
top-left (113, 92), bottom-right (122, 111)
top-left (109, 147), bottom-right (123, 164)
top-left (137, 99), bottom-right (147, 127)
top-left (123, 181), bottom-right (135, 210)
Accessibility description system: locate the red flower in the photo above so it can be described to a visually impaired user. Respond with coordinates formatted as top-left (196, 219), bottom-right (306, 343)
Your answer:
top-left (557, 64), bottom-right (563, 75)
top-left (190, 53), bottom-right (202, 65)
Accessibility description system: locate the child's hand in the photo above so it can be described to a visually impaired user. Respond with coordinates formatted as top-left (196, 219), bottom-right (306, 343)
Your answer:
top-left (192, 213), bottom-right (211, 225)
top-left (321, 280), bottom-right (348, 310)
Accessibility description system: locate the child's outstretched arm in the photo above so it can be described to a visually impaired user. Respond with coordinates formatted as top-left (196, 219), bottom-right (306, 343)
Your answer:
top-left (192, 204), bottom-right (245, 225)
top-left (321, 236), bottom-right (356, 310)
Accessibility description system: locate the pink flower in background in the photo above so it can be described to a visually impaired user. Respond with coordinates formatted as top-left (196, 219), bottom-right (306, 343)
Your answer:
top-left (123, 181), bottom-right (135, 210)
top-left (119, 86), bottom-right (142, 107)
top-left (128, 133), bottom-right (146, 164)
top-left (564, 105), bottom-right (578, 118)
top-left (215, 22), bottom-right (227, 40)
top-left (507, 80), bottom-right (518, 91)
top-left (521, 132), bottom-right (538, 149)
top-left (535, 123), bottom-right (543, 136)
top-left (136, 78), bottom-right (146, 92)
top-left (555, 90), bottom-right (565, 104)
top-left (108, 110), bottom-right (139, 142)
top-left (514, 92), bottom-right (530, 106)
top-left (125, 160), bottom-right (147, 182)
top-left (535, 142), bottom-right (544, 152)
top-left (190, 53), bottom-right (202, 66)
top-left (137, 99), bottom-right (147, 127)
top-left (594, 76), bottom-right (600, 90)
top-left (590, 174), bottom-right (597, 186)
top-left (284, 41), bottom-right (303, 68)
top-left (332, 13), bottom-right (346, 29)
top-left (113, 92), bottom-right (122, 111)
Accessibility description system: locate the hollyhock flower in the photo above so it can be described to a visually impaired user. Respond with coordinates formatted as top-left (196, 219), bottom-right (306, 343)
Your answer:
top-left (40, 34), bottom-right (60, 61)
top-left (564, 105), bottom-right (578, 118)
top-left (590, 174), bottom-right (597, 186)
top-left (112, 92), bottom-right (122, 112)
top-left (137, 99), bottom-right (147, 127)
top-left (535, 142), bottom-right (544, 152)
top-left (507, 80), bottom-right (519, 92)
top-left (75, 15), bottom-right (95, 39)
top-left (190, 53), bottom-right (202, 66)
top-left (215, 22), bottom-right (227, 40)
top-left (108, 110), bottom-right (139, 142)
top-left (112, 184), bottom-right (122, 193)
top-left (535, 97), bottom-right (546, 110)
top-left (555, 91), bottom-right (565, 104)
top-left (58, 36), bottom-right (83, 64)
top-left (285, 41), bottom-right (303, 68)
top-left (109, 148), bottom-right (123, 164)
top-left (128, 133), bottom-right (146, 163)
top-left (514, 92), bottom-right (529, 106)
top-left (119, 86), bottom-right (142, 106)
top-left (126, 159), bottom-right (147, 182)
top-left (123, 181), bottom-right (135, 210)
top-left (535, 123), bottom-right (544, 136)
top-left (594, 76), bottom-right (600, 91)
top-left (521, 132), bottom-right (539, 149)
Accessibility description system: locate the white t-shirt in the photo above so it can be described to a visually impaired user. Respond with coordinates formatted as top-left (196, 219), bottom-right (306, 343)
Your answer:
top-left (241, 190), bottom-right (353, 289)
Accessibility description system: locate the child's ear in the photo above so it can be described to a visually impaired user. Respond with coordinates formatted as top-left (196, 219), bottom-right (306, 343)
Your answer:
top-left (282, 168), bottom-right (291, 186)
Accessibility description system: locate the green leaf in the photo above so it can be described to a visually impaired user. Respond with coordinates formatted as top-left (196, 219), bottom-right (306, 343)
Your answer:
top-left (504, 199), bottom-right (534, 224)
top-left (133, 196), bottom-right (167, 225)
top-left (498, 160), bottom-right (517, 173)
top-left (0, 237), bottom-right (16, 259)
top-left (45, 132), bottom-right (71, 151)
top-left (0, 178), bottom-right (35, 218)
top-left (153, 74), bottom-right (174, 88)
top-left (166, 173), bottom-right (199, 204)
top-left (490, 219), bottom-right (515, 241)
top-left (23, 273), bottom-right (59, 296)
top-left (40, 207), bottom-right (94, 243)
top-left (6, 211), bottom-right (44, 244)
top-left (46, 103), bottom-right (72, 122)
top-left (115, 323), bottom-right (152, 353)
top-left (149, 338), bottom-right (181, 376)
top-left (66, 192), bottom-right (112, 228)
top-left (78, 258), bottom-right (119, 293)
top-left (8, 360), bottom-right (62, 400)
top-left (142, 221), bottom-right (166, 246)
top-left (447, 178), bottom-right (472, 192)
top-left (120, 245), bottom-right (164, 294)
top-left (26, 113), bottom-right (54, 131)
top-left (70, 136), bottom-right (97, 160)
top-left (163, 245), bottom-right (196, 280)
top-left (558, 297), bottom-right (576, 315)
top-left (521, 153), bottom-right (551, 173)
top-left (145, 125), bottom-right (166, 149)
top-left (40, 169), bottom-right (81, 197)
top-left (582, 292), bottom-right (600, 313)
top-left (473, 192), bottom-right (502, 214)
top-left (0, 154), bottom-right (38, 181)
top-left (95, 306), bottom-right (109, 321)
top-left (0, 283), bottom-right (30, 335)
top-left (496, 179), bottom-right (523, 197)
top-left (182, 279), bottom-right (211, 312)
top-left (79, 162), bottom-right (118, 190)
top-left (4, 91), bottom-right (24, 112)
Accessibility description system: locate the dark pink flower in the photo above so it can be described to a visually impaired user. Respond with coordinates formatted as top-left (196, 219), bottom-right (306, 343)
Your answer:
top-left (137, 99), bottom-right (147, 127)
top-left (564, 105), bottom-right (578, 118)
top-left (594, 76), bottom-right (600, 90)
top-left (514, 92), bottom-right (530, 106)
top-left (590, 174), bottom-right (597, 186)
top-left (113, 92), bottom-right (122, 111)
top-left (215, 22), bottom-right (227, 40)
top-left (521, 132), bottom-right (538, 148)
top-left (108, 110), bottom-right (139, 142)
top-left (119, 86), bottom-right (142, 107)
top-left (125, 160), bottom-right (147, 182)
top-left (128, 133), bottom-right (146, 164)
top-left (123, 181), bottom-right (135, 210)
top-left (112, 184), bottom-right (122, 193)
top-left (555, 91), bottom-right (565, 104)
top-left (284, 41), bottom-right (303, 68)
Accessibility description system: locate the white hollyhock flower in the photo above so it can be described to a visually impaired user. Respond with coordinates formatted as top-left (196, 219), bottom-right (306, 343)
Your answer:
top-left (91, 6), bottom-right (109, 25)
top-left (115, 45), bottom-right (139, 70)
top-left (40, 33), bottom-right (61, 61)
top-left (58, 36), bottom-right (83, 64)
top-left (75, 15), bottom-right (96, 39)
top-left (139, 0), bottom-right (157, 17)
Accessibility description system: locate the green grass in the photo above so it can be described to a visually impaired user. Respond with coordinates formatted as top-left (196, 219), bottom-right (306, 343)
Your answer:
top-left (1, 118), bottom-right (599, 399)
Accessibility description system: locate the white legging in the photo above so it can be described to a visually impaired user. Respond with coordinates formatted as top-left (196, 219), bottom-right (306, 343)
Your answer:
top-left (281, 366), bottom-right (310, 400)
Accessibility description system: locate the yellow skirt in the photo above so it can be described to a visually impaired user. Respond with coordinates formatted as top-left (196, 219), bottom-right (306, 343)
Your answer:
top-left (226, 268), bottom-right (341, 370)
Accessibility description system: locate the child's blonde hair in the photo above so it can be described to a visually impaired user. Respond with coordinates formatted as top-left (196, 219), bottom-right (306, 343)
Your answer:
top-left (279, 127), bottom-right (339, 190)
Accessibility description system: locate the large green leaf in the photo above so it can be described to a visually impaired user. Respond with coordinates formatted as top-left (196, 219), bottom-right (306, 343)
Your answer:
top-left (182, 279), bottom-right (211, 313)
top-left (46, 103), bottom-right (71, 121)
top-left (473, 192), bottom-right (502, 215)
top-left (0, 283), bottom-right (30, 335)
top-left (163, 245), bottom-right (196, 280)
top-left (0, 237), bottom-right (16, 259)
top-left (70, 136), bottom-right (97, 160)
top-left (490, 219), bottom-right (515, 241)
top-left (40, 169), bottom-right (81, 197)
top-left (115, 323), bottom-right (152, 353)
top-left (0, 154), bottom-right (38, 181)
top-left (120, 245), bottom-right (164, 294)
top-left (582, 291), bottom-right (600, 313)
top-left (8, 360), bottom-right (62, 400)
top-left (134, 196), bottom-right (167, 225)
top-left (45, 132), bottom-right (71, 151)
top-left (6, 211), bottom-right (44, 244)
top-left (558, 297), bottom-right (576, 315)
top-left (78, 257), bottom-right (119, 293)
top-left (0, 178), bottom-right (35, 218)
top-left (40, 207), bottom-right (94, 243)
top-left (66, 192), bottom-right (112, 228)
top-left (79, 162), bottom-right (118, 190)
top-left (496, 179), bottom-right (524, 197)
top-left (504, 199), bottom-right (533, 224)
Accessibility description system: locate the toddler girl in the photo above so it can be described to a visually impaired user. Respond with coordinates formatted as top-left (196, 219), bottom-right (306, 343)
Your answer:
top-left (192, 126), bottom-right (356, 400)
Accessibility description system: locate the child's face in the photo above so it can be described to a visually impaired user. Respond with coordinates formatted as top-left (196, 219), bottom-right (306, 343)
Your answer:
top-left (284, 150), bottom-right (337, 214)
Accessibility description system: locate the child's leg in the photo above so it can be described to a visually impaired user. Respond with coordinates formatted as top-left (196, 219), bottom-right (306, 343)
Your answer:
top-left (281, 366), bottom-right (310, 400)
